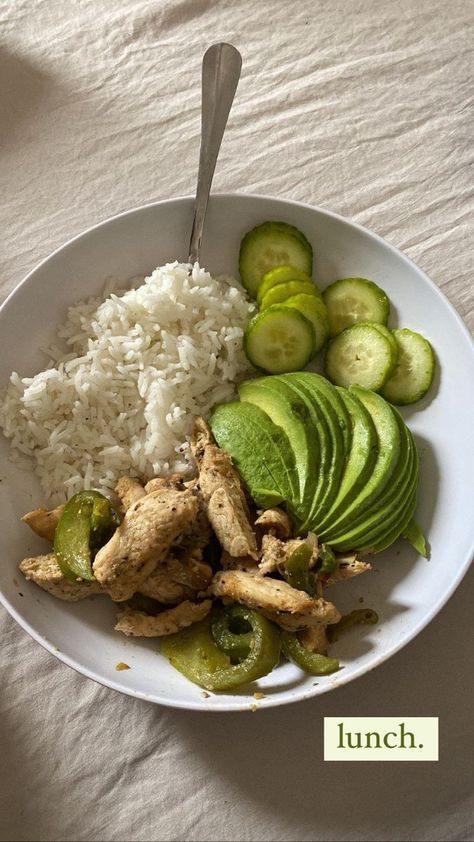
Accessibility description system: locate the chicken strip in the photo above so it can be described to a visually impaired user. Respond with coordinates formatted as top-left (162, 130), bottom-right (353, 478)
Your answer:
top-left (115, 599), bottom-right (212, 637)
top-left (139, 567), bottom-right (193, 604)
top-left (255, 507), bottom-right (292, 539)
top-left (144, 474), bottom-right (187, 494)
top-left (165, 551), bottom-right (213, 590)
top-left (324, 558), bottom-right (372, 587)
top-left (93, 485), bottom-right (200, 601)
top-left (220, 549), bottom-right (259, 572)
top-left (258, 533), bottom-right (318, 576)
top-left (21, 505), bottom-right (65, 542)
top-left (191, 418), bottom-right (258, 560)
top-left (211, 570), bottom-right (340, 629)
top-left (19, 553), bottom-right (102, 602)
top-left (115, 476), bottom-right (146, 510)
top-left (298, 625), bottom-right (329, 655)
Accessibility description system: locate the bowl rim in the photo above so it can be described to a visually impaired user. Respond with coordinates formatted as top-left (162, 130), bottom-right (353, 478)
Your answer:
top-left (1, 191), bottom-right (473, 712)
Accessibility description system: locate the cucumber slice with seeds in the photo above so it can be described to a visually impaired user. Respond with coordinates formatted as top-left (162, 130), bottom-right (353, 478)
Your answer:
top-left (323, 278), bottom-right (389, 337)
top-left (381, 329), bottom-right (435, 405)
top-left (260, 280), bottom-right (320, 310)
top-left (281, 294), bottom-right (329, 353)
top-left (239, 222), bottom-right (313, 298)
top-left (257, 265), bottom-right (315, 304)
top-left (370, 322), bottom-right (399, 361)
top-left (325, 323), bottom-right (394, 390)
top-left (244, 305), bottom-right (315, 373)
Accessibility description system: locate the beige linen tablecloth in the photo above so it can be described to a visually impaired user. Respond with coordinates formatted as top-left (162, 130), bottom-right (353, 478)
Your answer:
top-left (1, 1), bottom-right (473, 840)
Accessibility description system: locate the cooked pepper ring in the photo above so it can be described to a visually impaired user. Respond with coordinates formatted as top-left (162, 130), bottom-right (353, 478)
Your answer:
top-left (54, 490), bottom-right (120, 582)
top-left (161, 604), bottom-right (281, 691)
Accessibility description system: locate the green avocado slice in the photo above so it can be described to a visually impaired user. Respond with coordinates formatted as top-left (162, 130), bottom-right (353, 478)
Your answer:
top-left (329, 412), bottom-right (418, 550)
top-left (276, 373), bottom-right (350, 531)
top-left (238, 377), bottom-right (318, 519)
top-left (369, 487), bottom-right (418, 553)
top-left (315, 386), bottom-right (378, 532)
top-left (209, 401), bottom-right (299, 511)
top-left (267, 376), bottom-right (332, 530)
top-left (320, 386), bottom-right (401, 540)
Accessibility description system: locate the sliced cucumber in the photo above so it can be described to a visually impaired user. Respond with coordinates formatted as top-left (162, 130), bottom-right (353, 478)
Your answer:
top-left (381, 329), bottom-right (435, 405)
top-left (239, 222), bottom-right (313, 298)
top-left (370, 323), bottom-right (399, 360)
top-left (244, 305), bottom-right (315, 373)
top-left (323, 278), bottom-right (390, 337)
top-left (325, 323), bottom-right (394, 390)
top-left (282, 294), bottom-right (329, 353)
top-left (260, 280), bottom-right (320, 310)
top-left (257, 265), bottom-right (315, 305)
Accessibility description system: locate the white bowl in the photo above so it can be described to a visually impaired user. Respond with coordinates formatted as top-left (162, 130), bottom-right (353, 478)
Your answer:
top-left (1, 194), bottom-right (473, 711)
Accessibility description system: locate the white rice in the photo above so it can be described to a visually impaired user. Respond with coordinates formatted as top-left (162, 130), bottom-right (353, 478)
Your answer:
top-left (0, 262), bottom-right (255, 505)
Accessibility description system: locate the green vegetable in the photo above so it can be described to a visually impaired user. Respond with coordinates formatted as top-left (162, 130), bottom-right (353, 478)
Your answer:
top-left (257, 265), bottom-right (314, 305)
top-left (54, 490), bottom-right (120, 582)
top-left (260, 280), bottom-right (320, 310)
top-left (322, 277), bottom-right (390, 337)
top-left (328, 609), bottom-right (379, 642)
top-left (318, 543), bottom-right (337, 576)
top-left (281, 632), bottom-right (340, 675)
top-left (161, 609), bottom-right (281, 691)
top-left (244, 305), bottom-right (315, 373)
top-left (403, 518), bottom-right (429, 558)
top-left (282, 293), bottom-right (329, 353)
top-left (381, 328), bottom-right (435, 405)
top-left (284, 542), bottom-right (313, 593)
top-left (325, 322), bottom-right (396, 391)
top-left (211, 605), bottom-right (253, 661)
top-left (239, 221), bottom-right (313, 298)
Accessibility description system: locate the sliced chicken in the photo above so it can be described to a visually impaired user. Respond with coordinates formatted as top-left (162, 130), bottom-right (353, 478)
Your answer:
top-left (165, 550), bottom-right (213, 590)
top-left (191, 418), bottom-right (258, 560)
top-left (144, 474), bottom-right (187, 494)
top-left (19, 553), bottom-right (101, 602)
top-left (93, 485), bottom-right (200, 601)
top-left (174, 503), bottom-right (212, 552)
top-left (21, 505), bottom-right (64, 542)
top-left (220, 549), bottom-right (259, 572)
top-left (115, 599), bottom-right (212, 637)
top-left (139, 567), bottom-right (193, 604)
top-left (298, 625), bottom-right (329, 655)
top-left (255, 507), bottom-right (292, 539)
top-left (258, 533), bottom-right (318, 576)
top-left (115, 476), bottom-right (146, 510)
top-left (324, 558), bottom-right (372, 587)
top-left (211, 570), bottom-right (340, 630)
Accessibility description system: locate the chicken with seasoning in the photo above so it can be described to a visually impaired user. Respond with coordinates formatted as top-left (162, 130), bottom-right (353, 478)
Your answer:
top-left (18, 416), bottom-right (376, 692)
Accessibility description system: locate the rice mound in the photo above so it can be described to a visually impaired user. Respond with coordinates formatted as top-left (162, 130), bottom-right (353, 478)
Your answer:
top-left (0, 262), bottom-right (255, 505)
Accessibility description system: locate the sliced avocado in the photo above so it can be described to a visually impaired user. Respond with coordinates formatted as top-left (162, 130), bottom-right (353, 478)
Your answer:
top-left (329, 412), bottom-right (417, 550)
top-left (316, 386), bottom-right (378, 532)
top-left (209, 401), bottom-right (299, 511)
top-left (320, 386), bottom-right (401, 540)
top-left (283, 373), bottom-right (352, 529)
top-left (267, 375), bottom-right (332, 531)
top-left (369, 487), bottom-right (418, 553)
top-left (238, 377), bottom-right (319, 518)
top-left (403, 518), bottom-right (429, 558)
top-left (290, 372), bottom-right (352, 455)
top-left (275, 373), bottom-right (346, 531)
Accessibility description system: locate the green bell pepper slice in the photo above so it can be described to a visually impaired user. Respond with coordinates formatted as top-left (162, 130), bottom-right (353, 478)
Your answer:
top-left (281, 631), bottom-right (340, 676)
top-left (211, 604), bottom-right (254, 661)
top-left (328, 608), bottom-right (379, 643)
top-left (161, 606), bottom-right (281, 691)
top-left (318, 543), bottom-right (337, 576)
top-left (284, 543), bottom-right (313, 593)
top-left (54, 490), bottom-right (120, 582)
